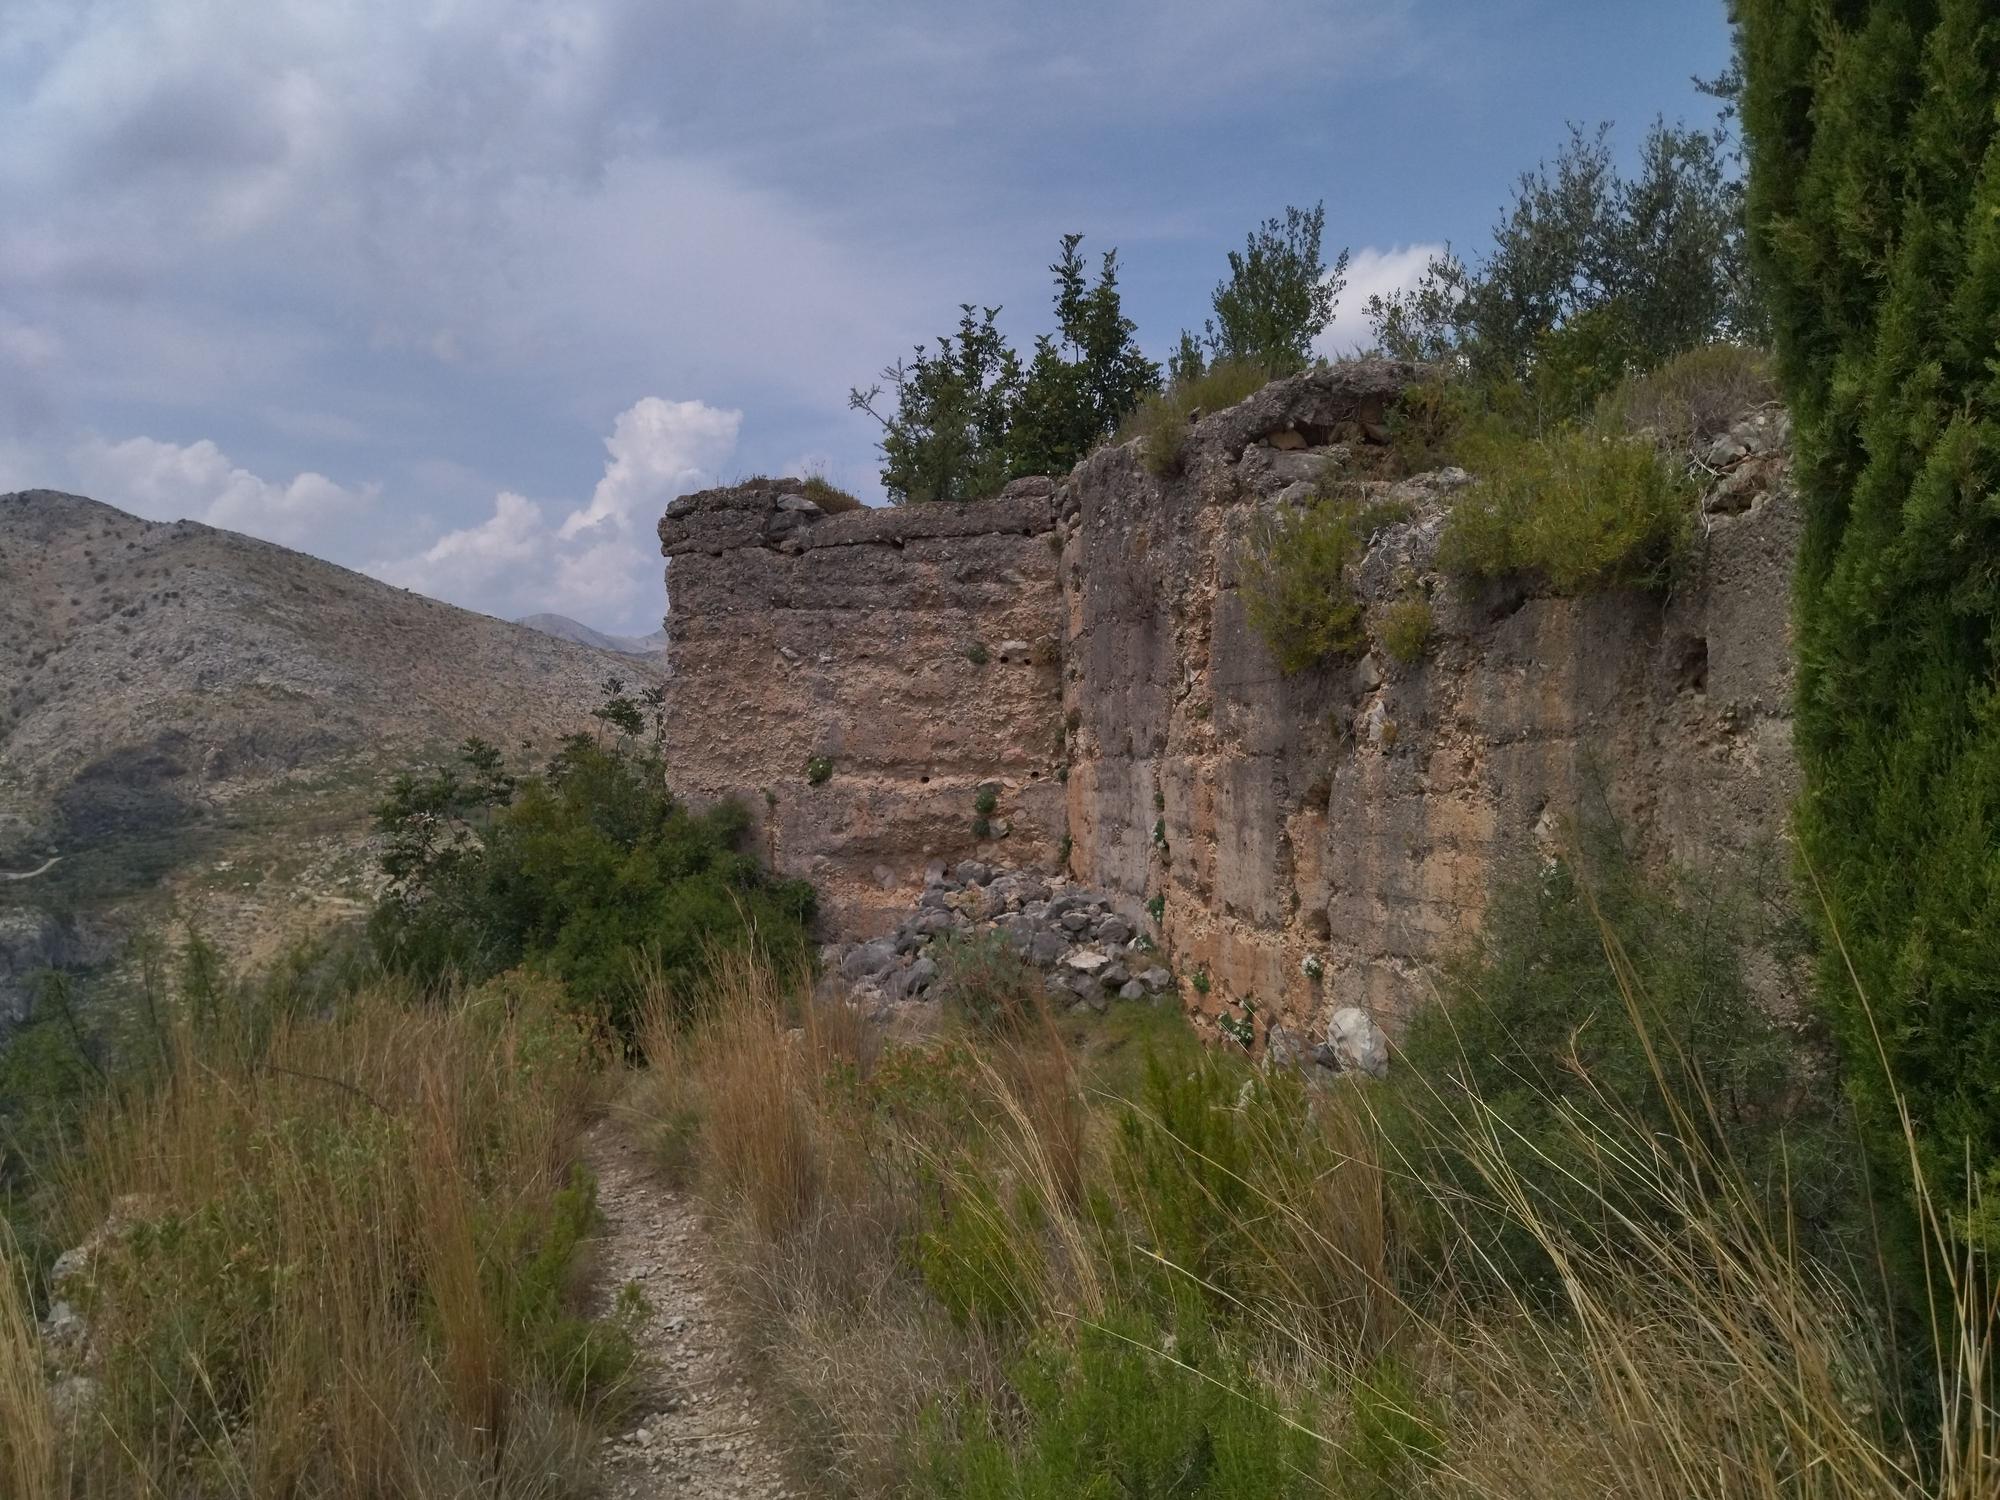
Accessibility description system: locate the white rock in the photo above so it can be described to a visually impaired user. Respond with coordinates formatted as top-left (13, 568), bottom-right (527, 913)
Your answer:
top-left (1064, 949), bottom-right (1111, 973)
top-left (1327, 1006), bottom-right (1389, 1079)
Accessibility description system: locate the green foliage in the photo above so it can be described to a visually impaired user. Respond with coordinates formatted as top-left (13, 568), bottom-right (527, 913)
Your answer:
top-left (1145, 894), bottom-right (1165, 926)
top-left (1390, 823), bottom-right (1859, 1300)
top-left (1120, 358), bottom-right (1274, 477)
top-left (852, 236), bottom-right (1158, 500)
top-left (1437, 422), bottom-right (1696, 592)
top-left (1198, 202), bottom-right (1346, 375)
top-left (806, 755), bottom-right (834, 786)
top-left (1346, 1355), bottom-right (1446, 1496)
top-left (964, 641), bottom-right (990, 667)
top-left (1369, 120), bottom-right (1762, 422)
top-left (933, 929), bottom-right (1048, 1036)
top-left (851, 304), bottom-right (1024, 504)
top-left (974, 785), bottom-right (1000, 818)
top-left (1376, 594), bottom-right (1434, 665)
top-left (369, 707), bottom-right (815, 1030)
top-left (1006, 235), bottom-right (1162, 478)
top-left (1738, 0), bottom-right (2000, 1243)
top-left (1241, 491), bottom-right (1409, 674)
top-left (916, 1316), bottom-right (1326, 1498)
top-left (913, 1177), bottom-right (1045, 1331)
top-left (491, 1164), bottom-right (638, 1405)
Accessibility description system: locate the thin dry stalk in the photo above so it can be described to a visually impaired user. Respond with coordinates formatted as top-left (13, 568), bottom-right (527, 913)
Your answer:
top-left (0, 1234), bottom-right (58, 1500)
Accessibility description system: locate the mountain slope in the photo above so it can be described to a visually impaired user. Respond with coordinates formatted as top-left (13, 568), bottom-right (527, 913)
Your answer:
top-left (0, 489), bottom-right (661, 1012)
top-left (516, 612), bottom-right (668, 656)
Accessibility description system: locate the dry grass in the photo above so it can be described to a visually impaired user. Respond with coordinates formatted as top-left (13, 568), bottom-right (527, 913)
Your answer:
top-left (1604, 342), bottom-right (1778, 449)
top-left (1, 969), bottom-right (625, 1499)
top-left (627, 906), bottom-right (1997, 1499)
top-left (0, 1230), bottom-right (59, 1500)
top-left (1118, 358), bottom-right (1274, 476)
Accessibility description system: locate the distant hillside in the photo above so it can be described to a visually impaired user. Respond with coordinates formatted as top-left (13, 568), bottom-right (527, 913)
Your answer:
top-left (516, 612), bottom-right (668, 656)
top-left (0, 489), bottom-right (661, 1017)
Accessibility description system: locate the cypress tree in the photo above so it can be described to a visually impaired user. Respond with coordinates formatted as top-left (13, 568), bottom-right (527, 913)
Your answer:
top-left (1738, 0), bottom-right (2000, 1242)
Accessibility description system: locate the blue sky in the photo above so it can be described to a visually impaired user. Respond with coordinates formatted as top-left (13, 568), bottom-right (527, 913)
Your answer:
top-left (0, 0), bottom-right (1734, 634)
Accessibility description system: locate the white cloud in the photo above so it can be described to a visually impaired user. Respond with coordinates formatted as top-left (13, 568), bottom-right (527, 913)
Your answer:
top-left (1318, 242), bottom-right (1449, 358)
top-left (372, 394), bottom-right (740, 625)
top-left (69, 432), bottom-right (378, 545)
top-left (558, 396), bottom-right (740, 540)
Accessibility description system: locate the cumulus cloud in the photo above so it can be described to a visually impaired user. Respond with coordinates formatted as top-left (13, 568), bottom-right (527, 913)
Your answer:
top-left (371, 394), bottom-right (741, 626)
top-left (558, 397), bottom-right (741, 540)
top-left (69, 432), bottom-right (378, 545)
top-left (1319, 243), bottom-right (1450, 358)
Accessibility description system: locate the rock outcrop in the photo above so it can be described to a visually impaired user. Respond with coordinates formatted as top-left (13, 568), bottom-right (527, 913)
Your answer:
top-left (660, 366), bottom-right (1800, 1053)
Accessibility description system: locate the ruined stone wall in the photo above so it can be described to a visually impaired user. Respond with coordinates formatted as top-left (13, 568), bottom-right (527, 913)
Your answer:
top-left (1059, 362), bottom-right (1800, 1040)
top-left (660, 367), bottom-right (1800, 1044)
top-left (659, 479), bottom-right (1067, 936)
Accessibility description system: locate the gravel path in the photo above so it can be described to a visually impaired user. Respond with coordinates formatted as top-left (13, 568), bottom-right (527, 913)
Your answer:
top-left (586, 1126), bottom-right (798, 1500)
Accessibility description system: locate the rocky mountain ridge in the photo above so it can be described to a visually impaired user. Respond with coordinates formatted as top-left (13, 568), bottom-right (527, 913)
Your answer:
top-left (0, 488), bottom-right (660, 1020)
top-left (516, 612), bottom-right (669, 657)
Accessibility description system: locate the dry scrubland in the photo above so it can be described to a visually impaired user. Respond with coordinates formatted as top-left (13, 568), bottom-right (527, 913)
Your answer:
top-left (624, 931), bottom-right (1997, 1499)
top-left (1, 970), bottom-right (635, 1498)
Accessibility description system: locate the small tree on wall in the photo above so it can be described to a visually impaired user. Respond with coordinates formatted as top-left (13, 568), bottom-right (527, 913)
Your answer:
top-left (850, 305), bottom-right (1023, 504)
top-left (1201, 202), bottom-right (1346, 375)
top-left (1006, 235), bottom-right (1161, 478)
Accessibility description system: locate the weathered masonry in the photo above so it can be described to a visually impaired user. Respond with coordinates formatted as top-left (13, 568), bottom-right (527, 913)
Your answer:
top-left (660, 361), bottom-right (1800, 1037)
top-left (658, 481), bottom-right (1068, 937)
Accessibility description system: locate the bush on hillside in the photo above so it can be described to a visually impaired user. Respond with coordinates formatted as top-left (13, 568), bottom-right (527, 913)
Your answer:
top-left (1389, 818), bottom-right (1859, 1301)
top-left (369, 689), bottom-right (815, 1029)
top-left (1600, 341), bottom-right (1778, 450)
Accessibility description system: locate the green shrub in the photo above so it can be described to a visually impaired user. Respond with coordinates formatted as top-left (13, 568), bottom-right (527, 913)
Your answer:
top-left (964, 641), bottom-right (990, 667)
top-left (1376, 594), bottom-right (1433, 664)
top-left (1741, 0), bottom-right (2000, 1245)
top-left (912, 1178), bottom-right (1045, 1331)
top-left (1118, 358), bottom-right (1272, 477)
top-left (1389, 822), bottom-right (1860, 1302)
top-left (1241, 492), bottom-right (1408, 674)
top-left (1438, 423), bottom-right (1696, 593)
top-left (933, 930), bottom-right (1047, 1035)
top-left (1346, 1354), bottom-right (1446, 1497)
top-left (369, 728), bottom-right (815, 1030)
top-left (916, 1316), bottom-right (1325, 1498)
top-left (806, 754), bottom-right (834, 785)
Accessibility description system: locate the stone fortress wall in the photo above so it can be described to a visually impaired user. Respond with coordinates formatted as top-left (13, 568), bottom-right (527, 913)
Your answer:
top-left (659, 361), bottom-right (1800, 1039)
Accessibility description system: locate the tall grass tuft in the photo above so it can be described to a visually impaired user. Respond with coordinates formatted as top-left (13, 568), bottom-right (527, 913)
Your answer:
top-left (18, 967), bottom-right (628, 1498)
top-left (0, 1230), bottom-right (58, 1500)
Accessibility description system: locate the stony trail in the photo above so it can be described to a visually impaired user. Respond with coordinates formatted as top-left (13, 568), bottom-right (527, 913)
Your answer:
top-left (585, 1125), bottom-right (798, 1500)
